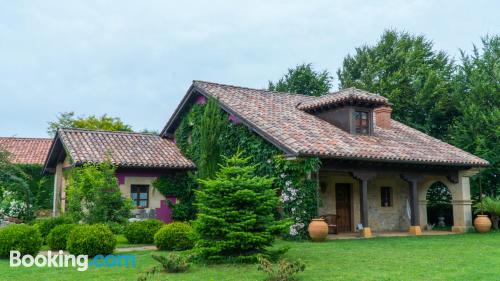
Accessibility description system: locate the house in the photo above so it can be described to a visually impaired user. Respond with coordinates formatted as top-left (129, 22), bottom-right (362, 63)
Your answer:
top-left (0, 137), bottom-right (52, 164)
top-left (44, 80), bottom-right (488, 236)
top-left (161, 81), bottom-right (488, 236)
top-left (43, 129), bottom-right (195, 221)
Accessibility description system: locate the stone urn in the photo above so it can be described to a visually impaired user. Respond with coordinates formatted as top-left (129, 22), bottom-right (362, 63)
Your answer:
top-left (474, 215), bottom-right (492, 233)
top-left (308, 218), bottom-right (329, 242)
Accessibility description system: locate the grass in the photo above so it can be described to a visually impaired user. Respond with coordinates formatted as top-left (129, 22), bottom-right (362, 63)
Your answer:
top-left (1, 232), bottom-right (499, 280)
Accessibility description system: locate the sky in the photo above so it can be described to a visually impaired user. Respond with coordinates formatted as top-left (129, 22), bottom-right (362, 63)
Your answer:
top-left (0, 0), bottom-right (498, 138)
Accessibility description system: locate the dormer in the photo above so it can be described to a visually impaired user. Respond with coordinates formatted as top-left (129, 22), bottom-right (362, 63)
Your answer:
top-left (298, 88), bottom-right (391, 135)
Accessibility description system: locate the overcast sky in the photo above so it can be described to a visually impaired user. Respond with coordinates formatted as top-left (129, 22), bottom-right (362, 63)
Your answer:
top-left (0, 1), bottom-right (498, 137)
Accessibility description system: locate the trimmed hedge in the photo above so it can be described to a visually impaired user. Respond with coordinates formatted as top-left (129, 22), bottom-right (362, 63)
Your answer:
top-left (105, 221), bottom-right (127, 235)
top-left (67, 224), bottom-right (116, 257)
top-left (154, 222), bottom-right (195, 251)
top-left (124, 219), bottom-right (163, 244)
top-left (32, 216), bottom-right (74, 241)
top-left (0, 224), bottom-right (43, 258)
top-left (46, 224), bottom-right (77, 250)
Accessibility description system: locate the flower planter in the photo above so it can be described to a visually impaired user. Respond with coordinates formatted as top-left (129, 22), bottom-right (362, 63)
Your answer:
top-left (308, 218), bottom-right (328, 242)
top-left (474, 215), bottom-right (492, 233)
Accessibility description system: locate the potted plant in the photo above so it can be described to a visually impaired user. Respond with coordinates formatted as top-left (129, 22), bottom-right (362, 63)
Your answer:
top-left (474, 197), bottom-right (500, 231)
top-left (307, 218), bottom-right (329, 242)
top-left (473, 175), bottom-right (492, 233)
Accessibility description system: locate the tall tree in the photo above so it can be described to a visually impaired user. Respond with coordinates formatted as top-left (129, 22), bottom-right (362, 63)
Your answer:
top-left (449, 35), bottom-right (500, 197)
top-left (268, 63), bottom-right (333, 96)
top-left (47, 112), bottom-right (133, 136)
top-left (337, 30), bottom-right (456, 139)
top-left (198, 98), bottom-right (226, 179)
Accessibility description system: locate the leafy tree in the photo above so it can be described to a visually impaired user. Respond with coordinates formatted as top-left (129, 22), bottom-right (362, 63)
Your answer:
top-left (268, 63), bottom-right (333, 96)
top-left (198, 98), bottom-right (226, 179)
top-left (194, 150), bottom-right (284, 262)
top-left (337, 30), bottom-right (456, 139)
top-left (449, 35), bottom-right (500, 197)
top-left (47, 112), bottom-right (133, 136)
top-left (0, 150), bottom-right (33, 221)
top-left (65, 161), bottom-right (133, 223)
top-left (153, 172), bottom-right (197, 221)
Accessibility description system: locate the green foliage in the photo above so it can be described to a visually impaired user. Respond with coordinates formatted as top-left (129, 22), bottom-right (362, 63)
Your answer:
top-left (124, 219), bottom-right (163, 244)
top-left (337, 30), bottom-right (456, 139)
top-left (0, 150), bottom-right (34, 221)
top-left (449, 35), bottom-right (500, 198)
top-left (152, 253), bottom-right (190, 273)
top-left (198, 98), bottom-right (227, 179)
top-left (67, 224), bottom-right (116, 256)
top-left (474, 196), bottom-right (500, 230)
top-left (46, 224), bottom-right (76, 250)
top-left (268, 63), bottom-right (332, 96)
top-left (47, 111), bottom-right (133, 136)
top-left (0, 224), bottom-right (42, 258)
top-left (104, 221), bottom-right (127, 235)
top-left (194, 150), bottom-right (284, 262)
top-left (257, 257), bottom-right (306, 281)
top-left (175, 99), bottom-right (320, 240)
top-left (31, 215), bottom-right (74, 241)
top-left (65, 161), bottom-right (133, 224)
top-left (16, 164), bottom-right (54, 211)
top-left (154, 222), bottom-right (195, 251)
top-left (153, 173), bottom-right (197, 221)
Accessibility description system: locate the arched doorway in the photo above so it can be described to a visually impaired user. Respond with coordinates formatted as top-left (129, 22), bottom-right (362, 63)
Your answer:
top-left (426, 182), bottom-right (453, 230)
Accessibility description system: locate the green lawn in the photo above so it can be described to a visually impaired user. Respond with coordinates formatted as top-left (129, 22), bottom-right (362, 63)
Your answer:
top-left (1, 232), bottom-right (499, 281)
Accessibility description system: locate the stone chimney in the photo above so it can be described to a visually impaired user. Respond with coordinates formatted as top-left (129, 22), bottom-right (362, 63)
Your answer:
top-left (374, 106), bottom-right (392, 129)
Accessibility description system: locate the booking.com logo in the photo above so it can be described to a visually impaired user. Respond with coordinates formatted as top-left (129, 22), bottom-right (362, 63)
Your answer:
top-left (10, 250), bottom-right (136, 271)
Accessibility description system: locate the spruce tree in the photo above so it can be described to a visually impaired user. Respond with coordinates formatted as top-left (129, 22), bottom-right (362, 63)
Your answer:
top-left (194, 150), bottom-right (280, 262)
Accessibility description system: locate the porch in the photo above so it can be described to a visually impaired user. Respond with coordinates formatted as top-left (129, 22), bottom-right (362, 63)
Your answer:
top-left (317, 160), bottom-right (477, 237)
top-left (327, 230), bottom-right (456, 240)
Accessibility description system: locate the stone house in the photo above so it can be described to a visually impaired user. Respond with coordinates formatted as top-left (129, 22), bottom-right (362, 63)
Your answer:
top-left (44, 81), bottom-right (488, 235)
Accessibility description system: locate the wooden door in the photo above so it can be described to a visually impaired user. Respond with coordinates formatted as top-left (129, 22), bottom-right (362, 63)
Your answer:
top-left (335, 183), bottom-right (352, 232)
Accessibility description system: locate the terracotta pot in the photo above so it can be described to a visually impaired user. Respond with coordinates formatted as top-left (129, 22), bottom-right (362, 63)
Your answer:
top-left (308, 218), bottom-right (329, 242)
top-left (474, 215), bottom-right (492, 233)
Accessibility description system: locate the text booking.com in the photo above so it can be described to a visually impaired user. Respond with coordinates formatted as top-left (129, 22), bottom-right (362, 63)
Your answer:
top-left (10, 250), bottom-right (136, 271)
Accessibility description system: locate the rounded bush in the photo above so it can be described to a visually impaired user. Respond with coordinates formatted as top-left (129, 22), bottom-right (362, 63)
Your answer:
top-left (124, 219), bottom-right (163, 244)
top-left (0, 224), bottom-right (43, 258)
top-left (67, 224), bottom-right (116, 257)
top-left (32, 216), bottom-right (73, 241)
top-left (154, 222), bottom-right (195, 251)
top-left (46, 224), bottom-right (77, 250)
top-left (105, 221), bottom-right (127, 235)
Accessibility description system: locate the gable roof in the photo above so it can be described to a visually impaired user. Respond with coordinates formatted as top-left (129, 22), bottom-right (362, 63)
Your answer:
top-left (0, 137), bottom-right (52, 165)
top-left (298, 87), bottom-right (389, 112)
top-left (162, 80), bottom-right (488, 167)
top-left (44, 128), bottom-right (195, 173)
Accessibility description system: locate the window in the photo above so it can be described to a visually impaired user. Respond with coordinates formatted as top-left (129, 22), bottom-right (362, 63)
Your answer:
top-left (131, 185), bottom-right (149, 208)
top-left (354, 111), bottom-right (370, 135)
top-left (380, 186), bottom-right (392, 207)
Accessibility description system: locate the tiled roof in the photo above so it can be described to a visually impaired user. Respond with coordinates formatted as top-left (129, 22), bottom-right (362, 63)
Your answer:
top-left (185, 80), bottom-right (488, 167)
top-left (56, 128), bottom-right (195, 169)
top-left (298, 87), bottom-right (389, 111)
top-left (0, 137), bottom-right (52, 164)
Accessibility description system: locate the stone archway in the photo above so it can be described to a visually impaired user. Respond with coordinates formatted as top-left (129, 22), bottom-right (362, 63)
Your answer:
top-left (426, 182), bottom-right (453, 230)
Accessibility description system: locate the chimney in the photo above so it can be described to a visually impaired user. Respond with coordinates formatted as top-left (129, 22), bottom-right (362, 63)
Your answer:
top-left (374, 106), bottom-right (392, 129)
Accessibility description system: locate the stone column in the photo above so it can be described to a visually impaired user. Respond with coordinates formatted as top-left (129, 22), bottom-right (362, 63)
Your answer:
top-left (450, 170), bottom-right (476, 233)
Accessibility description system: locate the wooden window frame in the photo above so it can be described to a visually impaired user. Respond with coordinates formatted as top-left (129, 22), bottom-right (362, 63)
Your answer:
top-left (131, 184), bottom-right (149, 208)
top-left (354, 110), bottom-right (370, 135)
top-left (380, 186), bottom-right (393, 207)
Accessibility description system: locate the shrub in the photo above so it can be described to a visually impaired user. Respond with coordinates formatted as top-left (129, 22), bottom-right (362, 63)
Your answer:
top-left (154, 222), bottom-right (195, 251)
top-left (105, 221), bottom-right (127, 235)
top-left (32, 216), bottom-right (74, 241)
top-left (194, 150), bottom-right (284, 262)
top-left (0, 224), bottom-right (42, 258)
top-left (67, 224), bottom-right (116, 256)
top-left (257, 257), bottom-right (306, 281)
top-left (124, 219), bottom-right (163, 244)
top-left (152, 253), bottom-right (190, 273)
top-left (46, 224), bottom-right (76, 250)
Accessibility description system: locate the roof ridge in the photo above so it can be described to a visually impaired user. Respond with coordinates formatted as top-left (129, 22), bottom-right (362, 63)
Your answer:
top-left (193, 80), bottom-right (314, 98)
top-left (58, 127), bottom-right (158, 136)
top-left (0, 136), bottom-right (52, 141)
